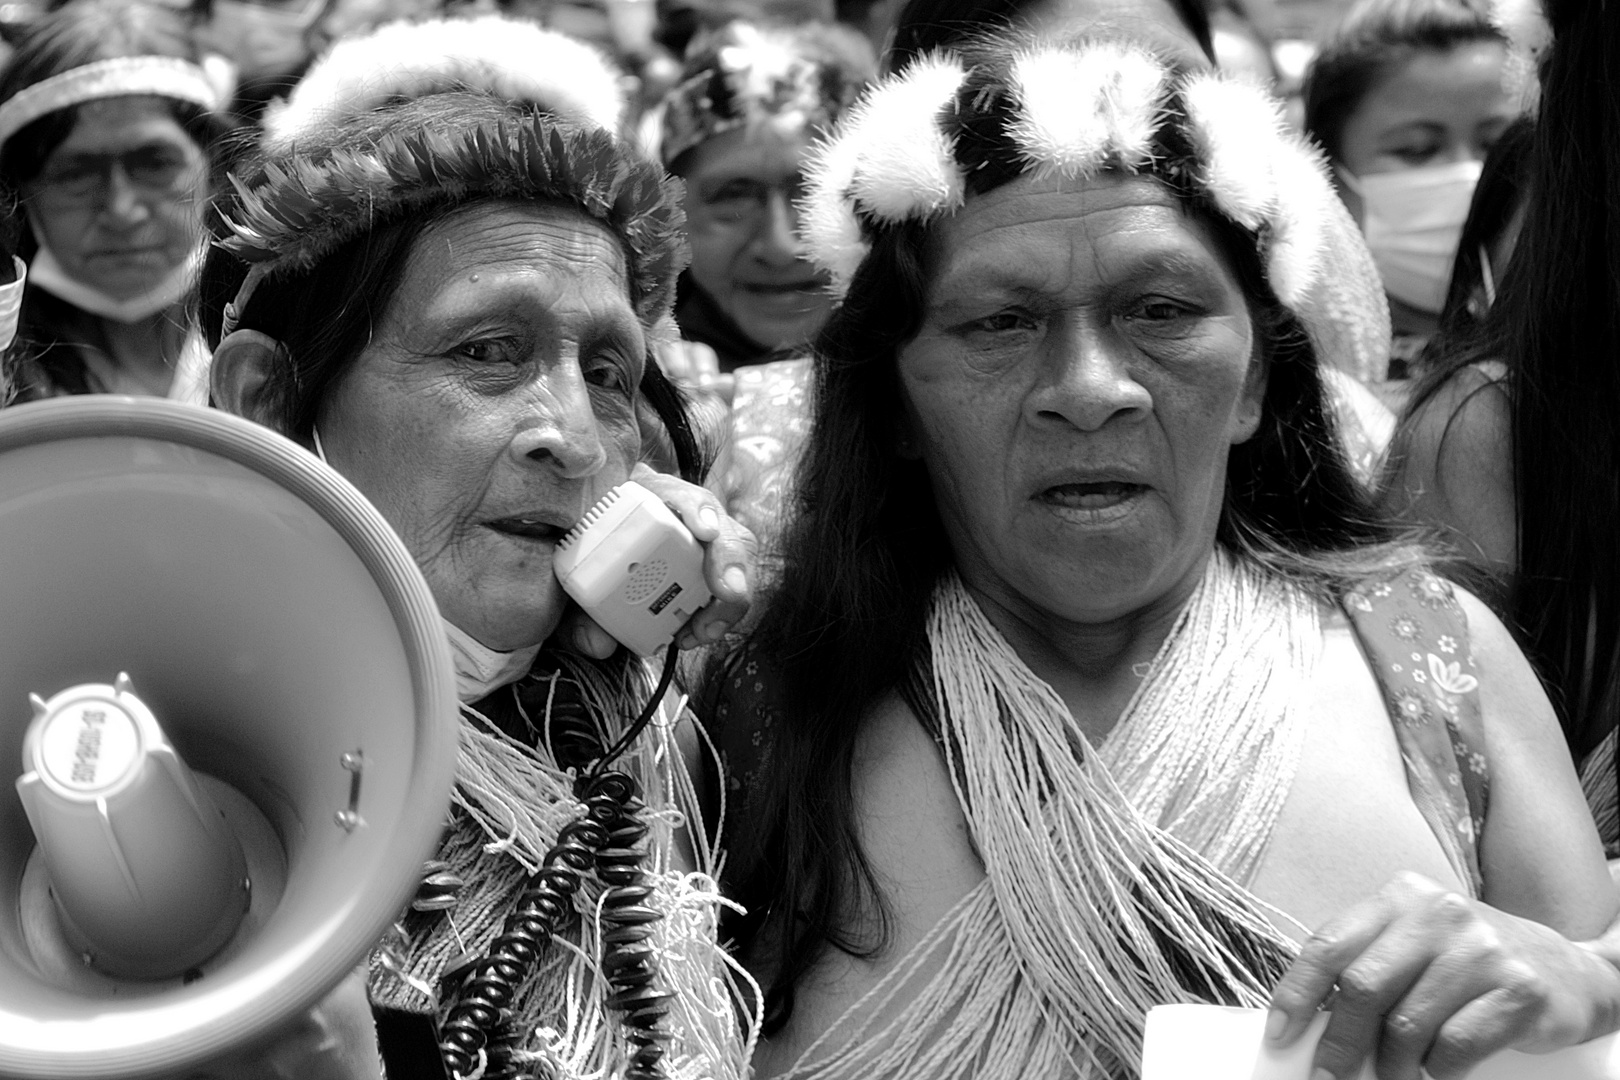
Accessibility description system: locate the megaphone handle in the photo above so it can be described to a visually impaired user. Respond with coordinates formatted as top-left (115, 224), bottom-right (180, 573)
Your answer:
top-left (374, 1007), bottom-right (450, 1080)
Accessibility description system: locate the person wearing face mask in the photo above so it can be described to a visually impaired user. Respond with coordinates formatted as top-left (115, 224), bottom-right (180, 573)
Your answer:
top-left (0, 183), bottom-right (25, 377)
top-left (0, 0), bottom-right (237, 404)
top-left (1304, 0), bottom-right (1522, 384)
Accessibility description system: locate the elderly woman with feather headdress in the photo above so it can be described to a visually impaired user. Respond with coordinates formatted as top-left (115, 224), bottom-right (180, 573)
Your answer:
top-left (702, 26), bottom-right (1620, 1080)
top-left (187, 18), bottom-right (758, 1080)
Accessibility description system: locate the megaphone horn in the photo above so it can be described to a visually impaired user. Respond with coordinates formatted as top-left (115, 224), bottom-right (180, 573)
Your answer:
top-left (0, 397), bottom-right (458, 1078)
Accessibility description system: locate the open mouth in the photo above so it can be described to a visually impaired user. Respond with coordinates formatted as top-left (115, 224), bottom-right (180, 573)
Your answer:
top-left (1039, 481), bottom-right (1146, 511)
top-left (486, 517), bottom-right (570, 543)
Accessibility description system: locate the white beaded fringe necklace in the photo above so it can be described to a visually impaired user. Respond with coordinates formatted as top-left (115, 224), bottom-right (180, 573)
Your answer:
top-left (783, 552), bottom-right (1317, 1079)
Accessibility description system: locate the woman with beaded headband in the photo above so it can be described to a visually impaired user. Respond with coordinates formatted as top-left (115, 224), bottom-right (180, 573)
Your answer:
top-left (0, 0), bottom-right (236, 404)
top-left (197, 17), bottom-right (758, 1080)
top-left (660, 20), bottom-right (875, 373)
top-left (701, 28), bottom-right (1620, 1080)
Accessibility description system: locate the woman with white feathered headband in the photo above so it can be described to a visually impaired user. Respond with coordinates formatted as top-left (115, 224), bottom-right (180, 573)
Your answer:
top-left (697, 25), bottom-right (1620, 1080)
top-left (189, 17), bottom-right (760, 1080)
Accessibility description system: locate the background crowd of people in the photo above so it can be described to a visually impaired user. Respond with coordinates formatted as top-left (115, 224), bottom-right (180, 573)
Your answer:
top-left (3, 0), bottom-right (1620, 1078)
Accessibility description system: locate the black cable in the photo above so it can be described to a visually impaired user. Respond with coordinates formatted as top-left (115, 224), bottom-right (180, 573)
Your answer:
top-left (593, 641), bottom-right (681, 777)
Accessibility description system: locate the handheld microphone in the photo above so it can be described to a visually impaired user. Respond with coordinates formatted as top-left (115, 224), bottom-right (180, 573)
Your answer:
top-left (554, 482), bottom-right (713, 657)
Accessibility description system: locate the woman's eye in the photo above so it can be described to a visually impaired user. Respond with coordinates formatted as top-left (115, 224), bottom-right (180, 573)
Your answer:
top-left (451, 338), bottom-right (518, 365)
top-left (1126, 297), bottom-right (1193, 323)
top-left (967, 311), bottom-right (1036, 334)
top-left (584, 356), bottom-right (632, 392)
top-left (1390, 145), bottom-right (1440, 166)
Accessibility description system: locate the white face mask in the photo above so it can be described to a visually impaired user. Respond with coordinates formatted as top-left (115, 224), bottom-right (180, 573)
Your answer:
top-left (310, 427), bottom-right (540, 703)
top-left (1342, 160), bottom-right (1482, 315)
top-left (27, 240), bottom-right (201, 324)
top-left (0, 257), bottom-right (26, 352)
top-left (443, 621), bottom-right (542, 704)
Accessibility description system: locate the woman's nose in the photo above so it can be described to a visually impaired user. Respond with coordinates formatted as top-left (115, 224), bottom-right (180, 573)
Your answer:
top-left (1030, 320), bottom-right (1152, 431)
top-left (508, 366), bottom-right (609, 479)
top-left (99, 165), bottom-right (152, 228)
top-left (748, 191), bottom-right (801, 267)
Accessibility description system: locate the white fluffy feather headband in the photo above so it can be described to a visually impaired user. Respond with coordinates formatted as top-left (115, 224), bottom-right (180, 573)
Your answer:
top-left (0, 56), bottom-right (222, 151)
top-left (260, 16), bottom-right (626, 151)
top-left (801, 39), bottom-right (1340, 313)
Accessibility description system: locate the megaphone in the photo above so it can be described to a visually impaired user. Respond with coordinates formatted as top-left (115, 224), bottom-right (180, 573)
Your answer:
top-left (0, 397), bottom-right (459, 1077)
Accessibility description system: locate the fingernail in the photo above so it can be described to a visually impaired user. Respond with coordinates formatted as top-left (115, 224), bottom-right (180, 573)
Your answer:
top-left (701, 620), bottom-right (727, 642)
top-left (723, 566), bottom-right (747, 595)
top-left (699, 506), bottom-right (720, 531)
top-left (572, 625), bottom-right (594, 652)
top-left (1264, 1009), bottom-right (1288, 1042)
top-left (1310, 1069), bottom-right (1335, 1080)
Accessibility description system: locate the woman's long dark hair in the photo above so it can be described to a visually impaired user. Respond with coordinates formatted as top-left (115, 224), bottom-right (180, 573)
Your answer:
top-left (1427, 114), bottom-right (1535, 350)
top-left (723, 33), bottom-right (1413, 1032)
top-left (1498, 0), bottom-right (1620, 760)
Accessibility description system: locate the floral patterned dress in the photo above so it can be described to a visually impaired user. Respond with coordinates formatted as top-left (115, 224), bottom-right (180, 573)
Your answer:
top-left (1341, 565), bottom-right (1490, 895)
top-left (716, 358), bottom-right (811, 566)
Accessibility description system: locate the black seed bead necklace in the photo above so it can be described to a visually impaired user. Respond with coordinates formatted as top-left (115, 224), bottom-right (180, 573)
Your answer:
top-left (437, 644), bottom-right (681, 1080)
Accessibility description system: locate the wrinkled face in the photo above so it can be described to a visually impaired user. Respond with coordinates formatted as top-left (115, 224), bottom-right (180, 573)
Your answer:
top-left (897, 172), bottom-right (1264, 632)
top-left (1335, 42), bottom-right (1515, 200)
top-left (317, 201), bottom-right (644, 651)
top-left (24, 96), bottom-right (207, 300)
top-left (681, 124), bottom-right (832, 357)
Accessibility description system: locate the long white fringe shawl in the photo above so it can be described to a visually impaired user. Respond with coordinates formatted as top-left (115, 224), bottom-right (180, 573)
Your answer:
top-left (780, 557), bottom-right (1310, 1079)
top-left (1101, 550), bottom-right (1323, 886)
top-left (260, 16), bottom-right (626, 152)
top-left (370, 655), bottom-right (760, 1079)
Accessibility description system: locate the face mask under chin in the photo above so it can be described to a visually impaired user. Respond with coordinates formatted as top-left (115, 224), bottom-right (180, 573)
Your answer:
top-left (27, 240), bottom-right (202, 324)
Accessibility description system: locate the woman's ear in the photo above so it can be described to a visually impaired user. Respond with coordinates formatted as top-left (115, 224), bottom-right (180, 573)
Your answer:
top-left (211, 330), bottom-right (287, 433)
top-left (1231, 351), bottom-right (1270, 445)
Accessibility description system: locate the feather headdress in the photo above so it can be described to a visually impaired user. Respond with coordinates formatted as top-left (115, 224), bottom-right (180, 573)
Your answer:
top-left (215, 103), bottom-right (685, 340)
top-left (803, 39), bottom-right (1334, 308)
top-left (212, 17), bottom-right (682, 338)
top-left (260, 16), bottom-right (626, 151)
top-left (801, 36), bottom-right (1390, 379)
top-left (659, 20), bottom-right (875, 168)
